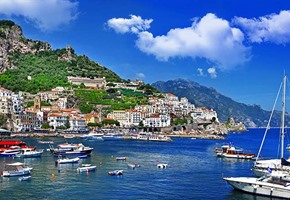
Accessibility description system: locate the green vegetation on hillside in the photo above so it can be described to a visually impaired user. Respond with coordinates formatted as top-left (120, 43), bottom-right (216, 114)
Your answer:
top-left (75, 89), bottom-right (149, 113)
top-left (0, 48), bottom-right (123, 93)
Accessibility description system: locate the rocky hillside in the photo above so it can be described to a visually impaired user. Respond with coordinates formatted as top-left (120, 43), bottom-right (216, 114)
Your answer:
top-left (152, 79), bottom-right (290, 127)
top-left (0, 20), bottom-right (51, 72)
top-left (0, 20), bottom-right (123, 93)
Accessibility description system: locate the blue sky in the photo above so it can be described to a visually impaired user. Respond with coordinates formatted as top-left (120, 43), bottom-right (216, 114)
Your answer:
top-left (0, 0), bottom-right (290, 112)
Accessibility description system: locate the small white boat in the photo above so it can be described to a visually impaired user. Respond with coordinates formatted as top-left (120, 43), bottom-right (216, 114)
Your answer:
top-left (108, 170), bottom-right (123, 176)
top-left (77, 164), bottom-right (97, 172)
top-left (19, 175), bottom-right (32, 181)
top-left (157, 163), bottom-right (168, 169)
top-left (56, 157), bottom-right (80, 164)
top-left (127, 163), bottom-right (141, 169)
top-left (2, 162), bottom-right (33, 177)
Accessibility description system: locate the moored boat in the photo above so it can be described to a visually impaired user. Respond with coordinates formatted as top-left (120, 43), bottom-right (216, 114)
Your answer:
top-left (0, 146), bottom-right (22, 157)
top-left (14, 148), bottom-right (44, 158)
top-left (224, 175), bottom-right (290, 199)
top-left (49, 143), bottom-right (93, 156)
top-left (0, 140), bottom-right (36, 153)
top-left (224, 75), bottom-right (290, 199)
top-left (56, 157), bottom-right (80, 164)
top-left (252, 75), bottom-right (290, 177)
top-left (2, 162), bottom-right (33, 177)
top-left (77, 164), bottom-right (97, 172)
top-left (215, 143), bottom-right (254, 159)
top-left (108, 170), bottom-right (123, 176)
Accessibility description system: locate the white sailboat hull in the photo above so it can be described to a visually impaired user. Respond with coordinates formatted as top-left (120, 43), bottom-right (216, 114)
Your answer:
top-left (224, 177), bottom-right (290, 199)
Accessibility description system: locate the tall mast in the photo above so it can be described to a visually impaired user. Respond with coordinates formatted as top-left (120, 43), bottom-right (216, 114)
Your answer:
top-left (281, 74), bottom-right (286, 158)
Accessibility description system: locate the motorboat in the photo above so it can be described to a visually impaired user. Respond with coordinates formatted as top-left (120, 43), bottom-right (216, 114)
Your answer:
top-left (224, 175), bottom-right (290, 199)
top-left (49, 143), bottom-right (93, 156)
top-left (77, 164), bottom-right (97, 172)
top-left (0, 140), bottom-right (36, 153)
top-left (56, 157), bottom-right (80, 164)
top-left (2, 162), bottom-right (33, 177)
top-left (108, 170), bottom-right (123, 176)
top-left (215, 143), bottom-right (255, 159)
top-left (0, 146), bottom-right (22, 157)
top-left (14, 148), bottom-right (43, 158)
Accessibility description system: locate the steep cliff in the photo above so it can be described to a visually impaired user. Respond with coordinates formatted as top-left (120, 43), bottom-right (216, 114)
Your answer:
top-left (0, 20), bottom-right (51, 72)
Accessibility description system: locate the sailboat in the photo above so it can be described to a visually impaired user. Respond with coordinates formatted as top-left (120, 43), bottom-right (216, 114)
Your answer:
top-left (252, 74), bottom-right (290, 178)
top-left (223, 74), bottom-right (290, 198)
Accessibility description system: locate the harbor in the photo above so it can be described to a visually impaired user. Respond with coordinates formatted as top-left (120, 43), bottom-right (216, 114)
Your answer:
top-left (0, 128), bottom-right (285, 200)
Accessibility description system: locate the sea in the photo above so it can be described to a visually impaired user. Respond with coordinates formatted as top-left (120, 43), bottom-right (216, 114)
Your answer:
top-left (1, 128), bottom-right (290, 200)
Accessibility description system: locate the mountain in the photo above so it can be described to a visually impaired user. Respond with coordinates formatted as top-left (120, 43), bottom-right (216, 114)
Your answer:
top-left (0, 20), bottom-right (123, 93)
top-left (152, 79), bottom-right (290, 127)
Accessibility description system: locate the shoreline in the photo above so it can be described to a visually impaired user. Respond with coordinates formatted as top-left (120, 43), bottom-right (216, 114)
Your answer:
top-left (4, 132), bottom-right (226, 140)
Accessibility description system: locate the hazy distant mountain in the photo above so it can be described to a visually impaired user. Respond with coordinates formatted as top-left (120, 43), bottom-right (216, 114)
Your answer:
top-left (152, 79), bottom-right (290, 127)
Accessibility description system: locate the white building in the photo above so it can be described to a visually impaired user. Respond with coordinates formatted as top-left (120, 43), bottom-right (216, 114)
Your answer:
top-left (191, 108), bottom-right (219, 122)
top-left (143, 114), bottom-right (171, 128)
top-left (11, 92), bottom-right (23, 114)
top-left (48, 113), bottom-right (68, 130)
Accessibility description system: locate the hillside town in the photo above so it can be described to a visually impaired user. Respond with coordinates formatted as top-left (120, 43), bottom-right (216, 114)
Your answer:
top-left (0, 76), bottom-right (246, 138)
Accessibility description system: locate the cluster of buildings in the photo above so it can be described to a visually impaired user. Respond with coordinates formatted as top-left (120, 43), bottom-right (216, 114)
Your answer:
top-left (0, 77), bottom-right (219, 132)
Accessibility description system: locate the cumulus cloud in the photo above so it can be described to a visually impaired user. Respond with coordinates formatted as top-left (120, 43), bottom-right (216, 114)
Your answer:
top-left (233, 10), bottom-right (290, 44)
top-left (0, 0), bottom-right (79, 31)
top-left (207, 67), bottom-right (217, 79)
top-left (107, 15), bottom-right (153, 34)
top-left (136, 72), bottom-right (145, 79)
top-left (107, 13), bottom-right (250, 70)
top-left (197, 68), bottom-right (204, 76)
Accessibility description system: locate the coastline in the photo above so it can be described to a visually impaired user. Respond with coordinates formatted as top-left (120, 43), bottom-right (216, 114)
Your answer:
top-left (6, 132), bottom-right (226, 140)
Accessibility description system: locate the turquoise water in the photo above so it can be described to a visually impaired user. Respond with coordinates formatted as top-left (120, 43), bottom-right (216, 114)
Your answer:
top-left (0, 128), bottom-right (289, 200)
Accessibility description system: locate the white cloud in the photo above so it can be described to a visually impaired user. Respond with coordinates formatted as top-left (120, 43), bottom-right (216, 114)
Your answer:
top-left (107, 15), bottom-right (153, 34)
top-left (136, 72), bottom-right (145, 79)
top-left (197, 68), bottom-right (204, 76)
top-left (0, 0), bottom-right (79, 31)
top-left (108, 13), bottom-right (250, 70)
top-left (207, 67), bottom-right (217, 79)
top-left (233, 10), bottom-right (290, 44)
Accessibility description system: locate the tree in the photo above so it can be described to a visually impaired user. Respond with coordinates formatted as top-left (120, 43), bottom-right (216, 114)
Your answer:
top-left (41, 123), bottom-right (50, 129)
